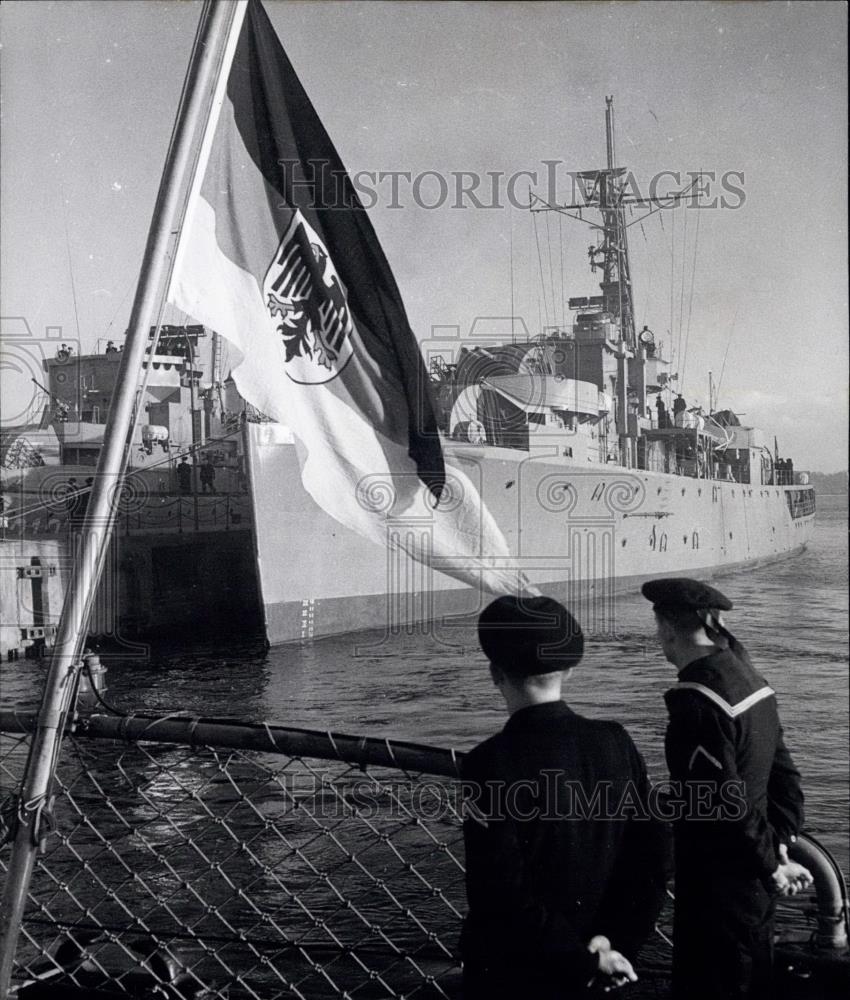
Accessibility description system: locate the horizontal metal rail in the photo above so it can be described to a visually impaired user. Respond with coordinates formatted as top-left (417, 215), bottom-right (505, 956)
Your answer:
top-left (0, 706), bottom-right (470, 999)
top-left (0, 710), bottom-right (465, 778)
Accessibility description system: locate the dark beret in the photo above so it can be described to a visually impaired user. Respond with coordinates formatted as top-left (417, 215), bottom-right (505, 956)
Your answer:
top-left (641, 577), bottom-right (733, 612)
top-left (478, 595), bottom-right (584, 677)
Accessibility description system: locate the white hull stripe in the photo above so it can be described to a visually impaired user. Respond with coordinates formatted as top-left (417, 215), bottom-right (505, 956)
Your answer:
top-left (671, 682), bottom-right (775, 718)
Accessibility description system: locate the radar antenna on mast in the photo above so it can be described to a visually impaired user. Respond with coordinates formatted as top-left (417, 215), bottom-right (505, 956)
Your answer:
top-left (530, 96), bottom-right (703, 351)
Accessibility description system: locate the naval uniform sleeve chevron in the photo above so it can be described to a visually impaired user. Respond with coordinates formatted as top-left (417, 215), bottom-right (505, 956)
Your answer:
top-left (665, 687), bottom-right (740, 784)
top-left (664, 687), bottom-right (779, 879)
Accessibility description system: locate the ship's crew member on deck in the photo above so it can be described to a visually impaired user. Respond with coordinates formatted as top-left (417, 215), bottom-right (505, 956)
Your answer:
top-left (177, 457), bottom-right (192, 495)
top-left (200, 458), bottom-right (216, 494)
top-left (460, 596), bottom-right (668, 1000)
top-left (655, 394), bottom-right (668, 429)
top-left (641, 578), bottom-right (812, 1000)
top-left (673, 394), bottom-right (687, 427)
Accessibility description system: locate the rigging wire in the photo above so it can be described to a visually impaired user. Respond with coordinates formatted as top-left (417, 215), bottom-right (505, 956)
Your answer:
top-left (545, 209), bottom-right (557, 332)
top-left (679, 207), bottom-right (701, 395)
top-left (532, 209), bottom-right (551, 332)
top-left (101, 280), bottom-right (135, 342)
top-left (559, 213), bottom-right (566, 333)
top-left (639, 219), bottom-right (655, 326)
top-left (670, 212), bottom-right (677, 377)
top-left (61, 197), bottom-right (83, 347)
top-left (714, 305), bottom-right (738, 410)
top-left (509, 205), bottom-right (515, 343)
top-left (677, 208), bottom-right (688, 373)
top-left (536, 277), bottom-right (543, 340)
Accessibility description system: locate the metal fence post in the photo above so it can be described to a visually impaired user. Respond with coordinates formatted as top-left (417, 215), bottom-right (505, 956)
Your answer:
top-left (0, 4), bottom-right (242, 991)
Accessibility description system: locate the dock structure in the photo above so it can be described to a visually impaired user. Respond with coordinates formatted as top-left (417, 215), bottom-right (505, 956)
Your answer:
top-left (0, 321), bottom-right (262, 659)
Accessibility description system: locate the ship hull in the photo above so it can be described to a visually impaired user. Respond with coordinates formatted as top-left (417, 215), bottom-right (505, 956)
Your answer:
top-left (246, 426), bottom-right (815, 645)
top-left (0, 430), bottom-right (814, 655)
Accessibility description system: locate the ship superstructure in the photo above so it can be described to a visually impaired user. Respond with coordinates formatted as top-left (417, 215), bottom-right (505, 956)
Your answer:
top-left (0, 325), bottom-right (260, 657)
top-left (432, 98), bottom-right (796, 490)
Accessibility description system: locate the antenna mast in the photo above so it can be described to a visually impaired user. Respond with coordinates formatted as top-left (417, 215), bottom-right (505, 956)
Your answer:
top-left (596, 96), bottom-right (636, 348)
top-left (530, 96), bottom-right (701, 350)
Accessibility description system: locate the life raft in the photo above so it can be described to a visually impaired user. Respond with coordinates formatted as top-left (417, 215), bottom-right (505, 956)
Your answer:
top-left (775, 832), bottom-right (850, 996)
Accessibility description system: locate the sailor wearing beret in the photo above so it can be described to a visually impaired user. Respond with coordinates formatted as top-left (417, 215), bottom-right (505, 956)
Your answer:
top-left (460, 595), bottom-right (668, 999)
top-left (642, 577), bottom-right (812, 1000)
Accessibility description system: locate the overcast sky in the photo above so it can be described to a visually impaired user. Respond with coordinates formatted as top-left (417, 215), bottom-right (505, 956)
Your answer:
top-left (1, 0), bottom-right (847, 470)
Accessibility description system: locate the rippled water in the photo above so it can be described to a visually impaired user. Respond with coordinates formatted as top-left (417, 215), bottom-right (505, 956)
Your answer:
top-left (5, 497), bottom-right (847, 866)
top-left (3, 497), bottom-right (846, 1000)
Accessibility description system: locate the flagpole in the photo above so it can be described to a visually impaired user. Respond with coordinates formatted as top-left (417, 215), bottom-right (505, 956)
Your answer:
top-left (0, 2), bottom-right (246, 991)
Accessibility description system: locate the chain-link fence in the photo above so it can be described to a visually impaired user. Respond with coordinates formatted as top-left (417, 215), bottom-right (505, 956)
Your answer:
top-left (1, 712), bottom-right (471, 1000)
top-left (3, 710), bottom-right (841, 1000)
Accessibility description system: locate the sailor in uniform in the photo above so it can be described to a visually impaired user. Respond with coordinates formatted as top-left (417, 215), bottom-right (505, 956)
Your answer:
top-left (641, 578), bottom-right (812, 1000)
top-left (460, 596), bottom-right (668, 999)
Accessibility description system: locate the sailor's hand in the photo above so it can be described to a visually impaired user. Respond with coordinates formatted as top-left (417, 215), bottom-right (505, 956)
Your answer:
top-left (771, 845), bottom-right (813, 895)
top-left (587, 935), bottom-right (637, 989)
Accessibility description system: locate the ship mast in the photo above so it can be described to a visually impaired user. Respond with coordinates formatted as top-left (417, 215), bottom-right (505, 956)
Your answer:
top-left (527, 96), bottom-right (698, 468)
top-left (595, 97), bottom-right (636, 348)
top-left (532, 96), bottom-right (699, 348)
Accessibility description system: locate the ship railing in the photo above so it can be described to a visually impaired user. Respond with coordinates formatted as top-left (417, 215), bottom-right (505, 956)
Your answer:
top-left (0, 491), bottom-right (252, 539)
top-left (785, 487), bottom-right (816, 519)
top-left (0, 710), bottom-right (472, 1000)
top-left (2, 709), bottom-right (842, 998)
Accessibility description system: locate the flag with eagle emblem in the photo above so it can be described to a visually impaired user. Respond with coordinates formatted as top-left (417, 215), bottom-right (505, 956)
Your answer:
top-left (168, 0), bottom-right (523, 594)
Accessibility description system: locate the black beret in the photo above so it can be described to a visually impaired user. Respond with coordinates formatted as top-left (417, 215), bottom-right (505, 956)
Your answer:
top-left (641, 577), bottom-right (733, 612)
top-left (478, 595), bottom-right (584, 677)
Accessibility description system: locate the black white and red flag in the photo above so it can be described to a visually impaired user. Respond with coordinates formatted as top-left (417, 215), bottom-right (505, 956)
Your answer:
top-left (169, 0), bottom-right (520, 592)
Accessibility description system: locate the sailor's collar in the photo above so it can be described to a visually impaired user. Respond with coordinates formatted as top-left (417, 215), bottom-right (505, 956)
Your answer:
top-left (677, 648), bottom-right (741, 681)
top-left (677, 649), bottom-right (727, 679)
top-left (669, 650), bottom-right (774, 719)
